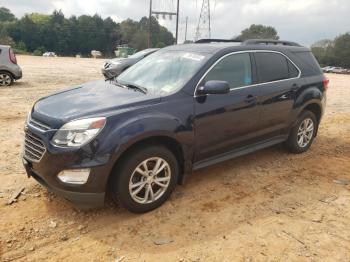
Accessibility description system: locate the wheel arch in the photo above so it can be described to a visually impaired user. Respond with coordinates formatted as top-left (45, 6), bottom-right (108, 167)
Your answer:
top-left (0, 70), bottom-right (15, 79)
top-left (107, 135), bottom-right (187, 192)
top-left (298, 102), bottom-right (322, 137)
top-left (303, 103), bottom-right (322, 124)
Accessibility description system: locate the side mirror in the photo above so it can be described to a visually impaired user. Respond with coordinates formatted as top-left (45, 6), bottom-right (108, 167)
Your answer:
top-left (197, 80), bottom-right (230, 95)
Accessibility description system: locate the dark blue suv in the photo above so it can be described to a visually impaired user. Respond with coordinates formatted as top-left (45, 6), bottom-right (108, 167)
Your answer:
top-left (22, 39), bottom-right (328, 213)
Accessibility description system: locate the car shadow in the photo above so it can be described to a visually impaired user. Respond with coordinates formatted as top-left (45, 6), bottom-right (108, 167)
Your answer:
top-left (40, 133), bottom-right (349, 255)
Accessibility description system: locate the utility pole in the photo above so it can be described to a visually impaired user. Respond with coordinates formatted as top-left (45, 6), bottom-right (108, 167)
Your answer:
top-left (175, 0), bottom-right (180, 44)
top-left (184, 16), bottom-right (188, 43)
top-left (149, 0), bottom-right (180, 45)
top-left (148, 0), bottom-right (153, 48)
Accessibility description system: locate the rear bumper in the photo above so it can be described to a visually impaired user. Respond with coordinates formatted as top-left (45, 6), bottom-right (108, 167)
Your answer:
top-left (14, 69), bottom-right (22, 80)
top-left (23, 158), bottom-right (105, 209)
top-left (1, 64), bottom-right (22, 80)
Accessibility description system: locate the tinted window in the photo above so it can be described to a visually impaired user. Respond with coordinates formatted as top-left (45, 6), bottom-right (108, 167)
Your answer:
top-left (292, 51), bottom-right (322, 76)
top-left (204, 53), bottom-right (252, 88)
top-left (255, 52), bottom-right (290, 83)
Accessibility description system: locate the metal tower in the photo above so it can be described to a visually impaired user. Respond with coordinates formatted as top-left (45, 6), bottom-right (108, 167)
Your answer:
top-left (194, 0), bottom-right (211, 41)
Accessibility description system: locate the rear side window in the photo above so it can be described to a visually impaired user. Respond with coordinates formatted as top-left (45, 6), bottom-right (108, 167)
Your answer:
top-left (291, 51), bottom-right (322, 76)
top-left (255, 52), bottom-right (290, 83)
top-left (204, 53), bottom-right (252, 89)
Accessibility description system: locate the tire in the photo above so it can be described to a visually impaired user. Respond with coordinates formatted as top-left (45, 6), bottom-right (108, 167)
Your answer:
top-left (0, 71), bottom-right (14, 87)
top-left (111, 145), bottom-right (179, 213)
top-left (285, 110), bottom-right (318, 154)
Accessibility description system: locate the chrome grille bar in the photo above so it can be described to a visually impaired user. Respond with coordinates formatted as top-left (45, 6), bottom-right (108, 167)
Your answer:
top-left (23, 131), bottom-right (46, 162)
top-left (29, 117), bottom-right (51, 131)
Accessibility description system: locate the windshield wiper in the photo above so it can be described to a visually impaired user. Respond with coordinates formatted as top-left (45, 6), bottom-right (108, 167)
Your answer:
top-left (111, 79), bottom-right (147, 94)
top-left (124, 83), bottom-right (148, 94)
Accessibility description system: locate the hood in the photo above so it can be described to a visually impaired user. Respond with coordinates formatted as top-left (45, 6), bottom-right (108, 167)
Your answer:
top-left (33, 80), bottom-right (160, 124)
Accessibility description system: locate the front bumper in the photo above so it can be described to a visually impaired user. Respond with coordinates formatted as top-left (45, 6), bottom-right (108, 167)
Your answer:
top-left (23, 158), bottom-right (105, 209)
top-left (101, 66), bottom-right (122, 79)
top-left (22, 125), bottom-right (114, 209)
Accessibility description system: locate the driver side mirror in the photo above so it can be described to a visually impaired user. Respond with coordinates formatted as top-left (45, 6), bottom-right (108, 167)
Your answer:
top-left (197, 80), bottom-right (230, 95)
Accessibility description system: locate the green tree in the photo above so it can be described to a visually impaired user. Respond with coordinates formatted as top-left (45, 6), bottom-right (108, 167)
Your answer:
top-left (0, 7), bottom-right (16, 22)
top-left (333, 33), bottom-right (350, 68)
top-left (236, 24), bottom-right (279, 40)
top-left (311, 39), bottom-right (335, 66)
top-left (2, 7), bottom-right (175, 56)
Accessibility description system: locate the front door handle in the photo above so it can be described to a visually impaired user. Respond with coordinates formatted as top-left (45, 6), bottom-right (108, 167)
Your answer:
top-left (244, 94), bottom-right (257, 104)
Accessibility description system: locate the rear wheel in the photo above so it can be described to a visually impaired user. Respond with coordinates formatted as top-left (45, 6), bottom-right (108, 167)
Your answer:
top-left (285, 110), bottom-right (317, 154)
top-left (0, 72), bottom-right (13, 86)
top-left (111, 145), bottom-right (179, 213)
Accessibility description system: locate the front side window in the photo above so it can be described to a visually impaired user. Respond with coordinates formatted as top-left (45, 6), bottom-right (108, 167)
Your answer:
top-left (255, 52), bottom-right (290, 83)
top-left (204, 53), bottom-right (252, 89)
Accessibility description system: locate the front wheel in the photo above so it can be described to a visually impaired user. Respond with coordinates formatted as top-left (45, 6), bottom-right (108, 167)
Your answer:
top-left (285, 110), bottom-right (318, 154)
top-left (111, 145), bottom-right (179, 213)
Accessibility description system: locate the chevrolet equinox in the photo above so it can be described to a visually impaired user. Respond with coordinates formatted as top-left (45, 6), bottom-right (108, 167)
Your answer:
top-left (22, 39), bottom-right (328, 213)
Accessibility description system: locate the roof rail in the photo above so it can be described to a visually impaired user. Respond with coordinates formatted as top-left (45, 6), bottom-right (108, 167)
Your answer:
top-left (195, 39), bottom-right (242, 44)
top-left (243, 39), bottom-right (302, 47)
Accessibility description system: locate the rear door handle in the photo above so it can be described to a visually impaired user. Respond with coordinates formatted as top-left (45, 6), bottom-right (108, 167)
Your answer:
top-left (244, 94), bottom-right (257, 104)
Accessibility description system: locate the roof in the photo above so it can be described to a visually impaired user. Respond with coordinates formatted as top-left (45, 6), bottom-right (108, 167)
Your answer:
top-left (164, 39), bottom-right (310, 55)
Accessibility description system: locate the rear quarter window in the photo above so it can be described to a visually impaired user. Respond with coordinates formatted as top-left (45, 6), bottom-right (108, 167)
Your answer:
top-left (291, 51), bottom-right (322, 76)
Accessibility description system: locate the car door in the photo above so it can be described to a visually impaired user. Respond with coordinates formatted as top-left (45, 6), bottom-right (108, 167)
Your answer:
top-left (253, 51), bottom-right (304, 138)
top-left (193, 52), bottom-right (263, 162)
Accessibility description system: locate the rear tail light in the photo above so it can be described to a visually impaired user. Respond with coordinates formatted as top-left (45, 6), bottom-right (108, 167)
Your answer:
top-left (323, 77), bottom-right (329, 91)
top-left (9, 49), bottom-right (17, 64)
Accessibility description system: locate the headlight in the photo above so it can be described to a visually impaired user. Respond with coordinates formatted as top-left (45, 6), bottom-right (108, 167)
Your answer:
top-left (52, 117), bottom-right (106, 147)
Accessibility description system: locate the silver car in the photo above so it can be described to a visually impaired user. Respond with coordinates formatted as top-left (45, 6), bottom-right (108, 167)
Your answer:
top-left (101, 48), bottom-right (159, 80)
top-left (0, 45), bottom-right (22, 86)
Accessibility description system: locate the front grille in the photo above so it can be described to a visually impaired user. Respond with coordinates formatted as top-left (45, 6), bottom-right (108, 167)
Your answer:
top-left (24, 131), bottom-right (46, 162)
top-left (104, 62), bottom-right (111, 69)
top-left (29, 117), bottom-right (51, 131)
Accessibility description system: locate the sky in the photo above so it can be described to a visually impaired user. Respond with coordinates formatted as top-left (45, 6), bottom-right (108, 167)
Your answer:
top-left (1, 0), bottom-right (349, 46)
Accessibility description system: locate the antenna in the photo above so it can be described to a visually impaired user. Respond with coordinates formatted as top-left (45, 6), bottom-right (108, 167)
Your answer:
top-left (194, 0), bottom-right (211, 42)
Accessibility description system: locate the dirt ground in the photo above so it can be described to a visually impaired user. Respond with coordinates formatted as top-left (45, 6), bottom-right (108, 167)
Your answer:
top-left (0, 55), bottom-right (349, 262)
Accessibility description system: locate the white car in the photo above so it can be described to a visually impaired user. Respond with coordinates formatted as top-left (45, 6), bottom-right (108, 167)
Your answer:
top-left (330, 67), bottom-right (347, 74)
top-left (43, 52), bottom-right (57, 57)
top-left (322, 66), bottom-right (334, 73)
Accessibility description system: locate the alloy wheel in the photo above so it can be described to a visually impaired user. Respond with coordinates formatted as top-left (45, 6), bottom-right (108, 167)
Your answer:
top-left (128, 157), bottom-right (171, 204)
top-left (0, 73), bottom-right (12, 86)
top-left (297, 118), bottom-right (314, 148)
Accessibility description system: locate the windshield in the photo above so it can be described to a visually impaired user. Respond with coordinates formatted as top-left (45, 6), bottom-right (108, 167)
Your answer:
top-left (118, 50), bottom-right (208, 95)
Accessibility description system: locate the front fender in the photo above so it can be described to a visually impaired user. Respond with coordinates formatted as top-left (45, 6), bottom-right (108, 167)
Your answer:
top-left (99, 109), bottom-right (193, 169)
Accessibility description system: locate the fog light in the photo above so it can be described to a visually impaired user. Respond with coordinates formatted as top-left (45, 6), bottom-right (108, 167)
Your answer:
top-left (57, 169), bottom-right (90, 185)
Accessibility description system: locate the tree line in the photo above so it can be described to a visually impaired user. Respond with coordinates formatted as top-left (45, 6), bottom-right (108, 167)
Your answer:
top-left (0, 7), bottom-right (174, 57)
top-left (235, 24), bottom-right (350, 68)
top-left (311, 34), bottom-right (350, 68)
top-left (1, 6), bottom-right (349, 66)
